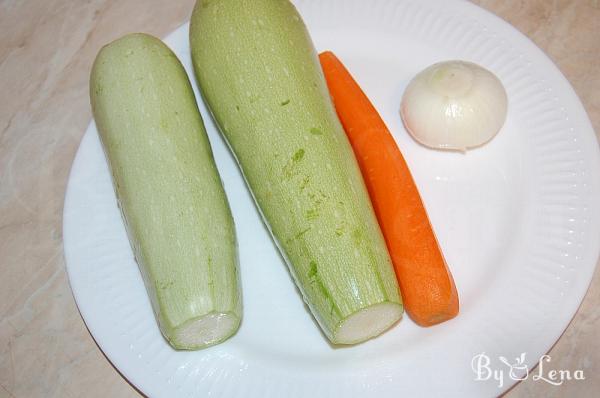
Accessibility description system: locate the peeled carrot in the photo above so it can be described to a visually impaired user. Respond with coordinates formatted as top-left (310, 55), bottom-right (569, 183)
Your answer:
top-left (319, 51), bottom-right (459, 326)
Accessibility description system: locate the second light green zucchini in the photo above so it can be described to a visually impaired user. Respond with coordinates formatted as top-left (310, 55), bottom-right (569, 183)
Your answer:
top-left (190, 0), bottom-right (402, 344)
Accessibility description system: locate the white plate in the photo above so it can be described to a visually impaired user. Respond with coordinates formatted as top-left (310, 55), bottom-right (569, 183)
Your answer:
top-left (63, 0), bottom-right (600, 396)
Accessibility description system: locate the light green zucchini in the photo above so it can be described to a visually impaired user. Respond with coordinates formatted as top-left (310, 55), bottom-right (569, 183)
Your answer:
top-left (190, 0), bottom-right (402, 344)
top-left (90, 33), bottom-right (241, 350)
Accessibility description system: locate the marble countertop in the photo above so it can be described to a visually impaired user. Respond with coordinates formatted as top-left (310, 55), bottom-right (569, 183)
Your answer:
top-left (1, 0), bottom-right (598, 397)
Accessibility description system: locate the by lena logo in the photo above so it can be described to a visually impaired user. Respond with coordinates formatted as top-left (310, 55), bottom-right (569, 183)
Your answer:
top-left (471, 352), bottom-right (585, 388)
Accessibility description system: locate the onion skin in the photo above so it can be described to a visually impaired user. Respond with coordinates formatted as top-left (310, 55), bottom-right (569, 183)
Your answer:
top-left (400, 60), bottom-right (508, 151)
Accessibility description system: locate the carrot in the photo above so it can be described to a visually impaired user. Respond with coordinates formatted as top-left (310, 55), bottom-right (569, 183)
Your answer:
top-left (319, 51), bottom-right (459, 327)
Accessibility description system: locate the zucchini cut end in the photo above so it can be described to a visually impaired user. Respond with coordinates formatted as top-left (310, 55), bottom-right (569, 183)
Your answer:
top-left (170, 311), bottom-right (241, 350)
top-left (334, 302), bottom-right (403, 345)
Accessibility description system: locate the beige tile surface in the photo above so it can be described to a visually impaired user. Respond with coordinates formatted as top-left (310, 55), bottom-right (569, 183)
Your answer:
top-left (0, 0), bottom-right (598, 397)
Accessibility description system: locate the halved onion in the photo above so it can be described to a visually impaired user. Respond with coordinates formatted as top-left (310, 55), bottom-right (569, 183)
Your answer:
top-left (400, 60), bottom-right (508, 151)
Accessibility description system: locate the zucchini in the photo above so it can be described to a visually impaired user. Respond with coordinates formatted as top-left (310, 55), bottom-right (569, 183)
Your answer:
top-left (90, 33), bottom-right (241, 350)
top-left (190, 0), bottom-right (402, 344)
